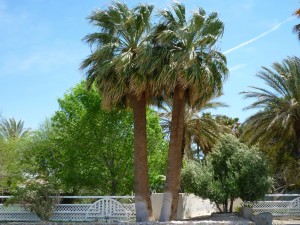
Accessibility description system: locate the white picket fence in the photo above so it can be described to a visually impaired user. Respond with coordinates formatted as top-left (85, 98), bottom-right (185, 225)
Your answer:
top-left (252, 194), bottom-right (300, 217)
top-left (0, 196), bottom-right (135, 222)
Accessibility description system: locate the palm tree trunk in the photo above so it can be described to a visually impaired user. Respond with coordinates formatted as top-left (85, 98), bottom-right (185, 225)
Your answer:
top-left (133, 92), bottom-right (154, 222)
top-left (294, 123), bottom-right (300, 157)
top-left (159, 86), bottom-right (185, 222)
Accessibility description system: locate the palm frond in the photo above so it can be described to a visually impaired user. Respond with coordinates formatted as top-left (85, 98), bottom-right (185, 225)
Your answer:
top-left (81, 2), bottom-right (156, 108)
top-left (242, 56), bottom-right (300, 154)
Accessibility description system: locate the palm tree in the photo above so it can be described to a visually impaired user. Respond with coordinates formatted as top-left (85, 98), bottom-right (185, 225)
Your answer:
top-left (80, 2), bottom-right (155, 221)
top-left (215, 115), bottom-right (241, 138)
top-left (241, 56), bottom-right (300, 156)
top-left (293, 9), bottom-right (300, 40)
top-left (158, 98), bottom-right (229, 160)
top-left (0, 118), bottom-right (30, 140)
top-left (151, 3), bottom-right (228, 221)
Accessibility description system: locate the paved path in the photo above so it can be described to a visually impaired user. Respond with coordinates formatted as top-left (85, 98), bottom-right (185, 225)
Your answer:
top-left (273, 219), bottom-right (300, 225)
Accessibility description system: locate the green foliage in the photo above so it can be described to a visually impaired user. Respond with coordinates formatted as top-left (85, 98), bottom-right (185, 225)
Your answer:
top-left (181, 134), bottom-right (272, 212)
top-left (0, 137), bottom-right (25, 193)
top-left (270, 150), bottom-right (300, 192)
top-left (21, 82), bottom-right (167, 195)
top-left (81, 2), bottom-right (155, 108)
top-left (149, 175), bottom-right (166, 193)
top-left (6, 182), bottom-right (58, 221)
top-left (241, 56), bottom-right (300, 192)
top-left (158, 99), bottom-right (230, 159)
top-left (147, 3), bottom-right (228, 104)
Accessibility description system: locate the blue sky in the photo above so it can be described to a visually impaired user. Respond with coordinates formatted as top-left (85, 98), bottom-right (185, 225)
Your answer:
top-left (0, 0), bottom-right (299, 129)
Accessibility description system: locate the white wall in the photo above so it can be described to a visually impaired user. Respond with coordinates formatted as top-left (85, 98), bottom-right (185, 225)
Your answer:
top-left (151, 193), bottom-right (217, 220)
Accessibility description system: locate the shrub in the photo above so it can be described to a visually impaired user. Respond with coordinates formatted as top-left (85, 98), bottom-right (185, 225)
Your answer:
top-left (6, 182), bottom-right (59, 221)
top-left (181, 134), bottom-right (272, 212)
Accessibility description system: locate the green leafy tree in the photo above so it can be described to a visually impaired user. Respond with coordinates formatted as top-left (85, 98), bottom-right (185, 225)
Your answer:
top-left (0, 139), bottom-right (21, 193)
top-left (21, 82), bottom-right (167, 197)
top-left (241, 56), bottom-right (300, 157)
top-left (0, 120), bottom-right (29, 194)
top-left (182, 134), bottom-right (272, 213)
top-left (147, 3), bottom-right (228, 220)
top-left (81, 2), bottom-right (156, 221)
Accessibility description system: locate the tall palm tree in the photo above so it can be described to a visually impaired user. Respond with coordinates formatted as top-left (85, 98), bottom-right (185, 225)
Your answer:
top-left (0, 118), bottom-right (30, 140)
top-left (151, 3), bottom-right (228, 221)
top-left (241, 56), bottom-right (300, 156)
top-left (158, 98), bottom-right (229, 160)
top-left (293, 9), bottom-right (300, 40)
top-left (81, 2), bottom-right (155, 221)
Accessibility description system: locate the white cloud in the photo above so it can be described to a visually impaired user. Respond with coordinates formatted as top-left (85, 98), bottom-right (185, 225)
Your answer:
top-left (223, 17), bottom-right (295, 55)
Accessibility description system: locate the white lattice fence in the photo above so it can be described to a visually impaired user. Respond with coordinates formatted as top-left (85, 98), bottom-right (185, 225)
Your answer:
top-left (0, 204), bottom-right (39, 221)
top-left (0, 196), bottom-right (135, 222)
top-left (252, 194), bottom-right (300, 218)
top-left (253, 201), bottom-right (290, 217)
top-left (51, 204), bottom-right (91, 221)
top-left (288, 197), bottom-right (300, 217)
top-left (123, 203), bottom-right (136, 219)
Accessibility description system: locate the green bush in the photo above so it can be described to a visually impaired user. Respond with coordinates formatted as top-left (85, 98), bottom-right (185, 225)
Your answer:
top-left (6, 182), bottom-right (59, 221)
top-left (181, 134), bottom-right (272, 213)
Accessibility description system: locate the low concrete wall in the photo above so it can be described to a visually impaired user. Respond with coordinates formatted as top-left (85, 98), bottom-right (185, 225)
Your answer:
top-left (151, 193), bottom-right (217, 220)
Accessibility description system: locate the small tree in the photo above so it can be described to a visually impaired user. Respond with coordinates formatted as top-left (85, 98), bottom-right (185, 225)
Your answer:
top-left (181, 134), bottom-right (272, 213)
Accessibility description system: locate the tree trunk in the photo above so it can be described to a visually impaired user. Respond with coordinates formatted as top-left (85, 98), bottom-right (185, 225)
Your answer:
top-left (133, 93), bottom-right (154, 222)
top-left (229, 198), bottom-right (234, 213)
top-left (295, 125), bottom-right (300, 157)
top-left (111, 178), bottom-right (117, 196)
top-left (159, 86), bottom-right (185, 222)
top-left (216, 203), bottom-right (222, 212)
top-left (181, 127), bottom-right (186, 161)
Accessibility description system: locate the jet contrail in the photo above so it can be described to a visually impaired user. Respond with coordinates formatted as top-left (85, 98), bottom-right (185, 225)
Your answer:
top-left (223, 17), bottom-right (295, 55)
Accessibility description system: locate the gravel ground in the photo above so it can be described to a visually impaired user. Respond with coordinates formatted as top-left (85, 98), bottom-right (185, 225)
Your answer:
top-left (187, 214), bottom-right (300, 225)
top-left (185, 213), bottom-right (250, 221)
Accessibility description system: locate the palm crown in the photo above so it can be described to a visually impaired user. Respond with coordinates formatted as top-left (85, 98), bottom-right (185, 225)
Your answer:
top-left (0, 118), bottom-right (30, 140)
top-left (151, 3), bottom-right (228, 103)
top-left (81, 2), bottom-right (154, 108)
top-left (242, 56), bottom-right (300, 154)
top-left (293, 9), bottom-right (300, 40)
